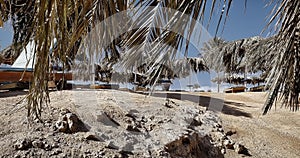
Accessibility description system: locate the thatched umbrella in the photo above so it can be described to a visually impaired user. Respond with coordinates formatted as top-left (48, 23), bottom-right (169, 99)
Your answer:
top-left (202, 37), bottom-right (274, 91)
top-left (203, 36), bottom-right (277, 76)
top-left (203, 28), bottom-right (299, 113)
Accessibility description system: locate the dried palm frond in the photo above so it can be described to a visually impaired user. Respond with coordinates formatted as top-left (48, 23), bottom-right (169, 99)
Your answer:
top-left (113, 0), bottom-right (229, 86)
top-left (263, 0), bottom-right (300, 114)
top-left (5, 0), bottom-right (101, 119)
top-left (77, 0), bottom-right (228, 85)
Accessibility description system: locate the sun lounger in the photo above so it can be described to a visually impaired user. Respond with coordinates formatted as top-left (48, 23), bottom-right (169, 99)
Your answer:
top-left (224, 86), bottom-right (246, 93)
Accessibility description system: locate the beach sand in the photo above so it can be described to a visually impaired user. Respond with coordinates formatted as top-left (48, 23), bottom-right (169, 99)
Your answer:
top-left (0, 90), bottom-right (299, 157)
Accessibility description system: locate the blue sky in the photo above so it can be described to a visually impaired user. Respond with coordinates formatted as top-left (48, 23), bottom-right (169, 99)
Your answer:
top-left (208, 0), bottom-right (275, 40)
top-left (0, 20), bottom-right (13, 50)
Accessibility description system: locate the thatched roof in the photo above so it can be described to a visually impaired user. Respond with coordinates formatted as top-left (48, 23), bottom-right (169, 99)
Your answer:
top-left (203, 36), bottom-right (277, 79)
top-left (203, 36), bottom-right (276, 73)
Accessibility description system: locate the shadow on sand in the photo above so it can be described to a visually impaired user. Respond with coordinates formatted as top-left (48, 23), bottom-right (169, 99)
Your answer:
top-left (0, 90), bottom-right (252, 117)
top-left (0, 90), bottom-right (28, 98)
top-left (146, 92), bottom-right (252, 118)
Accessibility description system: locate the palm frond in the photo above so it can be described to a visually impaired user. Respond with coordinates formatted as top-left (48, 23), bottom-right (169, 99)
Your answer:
top-left (263, 0), bottom-right (300, 113)
top-left (1, 0), bottom-right (234, 118)
top-left (116, 0), bottom-right (231, 85)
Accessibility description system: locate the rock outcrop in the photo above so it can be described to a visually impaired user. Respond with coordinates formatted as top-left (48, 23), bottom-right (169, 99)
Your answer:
top-left (10, 91), bottom-right (250, 158)
top-left (55, 109), bottom-right (89, 133)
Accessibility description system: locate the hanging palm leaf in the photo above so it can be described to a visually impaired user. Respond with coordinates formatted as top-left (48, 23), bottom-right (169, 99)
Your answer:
top-left (263, 0), bottom-right (300, 114)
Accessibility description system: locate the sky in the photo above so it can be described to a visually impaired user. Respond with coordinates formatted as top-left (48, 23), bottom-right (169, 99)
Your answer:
top-left (208, 0), bottom-right (275, 40)
top-left (0, 20), bottom-right (13, 50)
top-left (0, 1), bottom-right (276, 91)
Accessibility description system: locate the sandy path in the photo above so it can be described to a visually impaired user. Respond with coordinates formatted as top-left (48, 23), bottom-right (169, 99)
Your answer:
top-left (219, 92), bottom-right (300, 158)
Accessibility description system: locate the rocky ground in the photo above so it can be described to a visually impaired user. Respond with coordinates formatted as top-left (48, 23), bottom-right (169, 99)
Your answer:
top-left (0, 90), bottom-right (299, 158)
